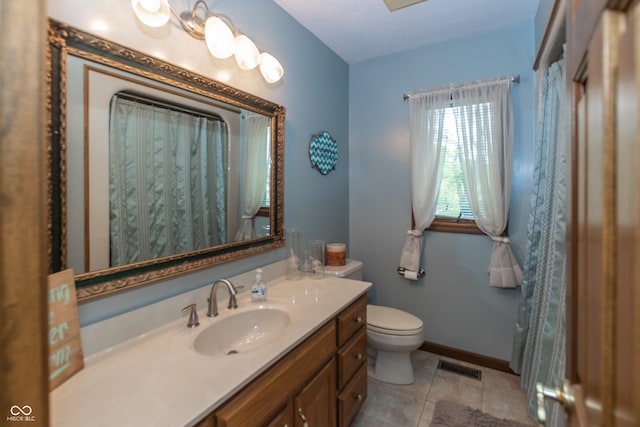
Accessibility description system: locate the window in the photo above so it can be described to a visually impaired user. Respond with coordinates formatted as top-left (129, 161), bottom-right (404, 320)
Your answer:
top-left (435, 108), bottom-right (473, 219)
top-left (405, 76), bottom-right (518, 286)
top-left (426, 104), bottom-right (486, 235)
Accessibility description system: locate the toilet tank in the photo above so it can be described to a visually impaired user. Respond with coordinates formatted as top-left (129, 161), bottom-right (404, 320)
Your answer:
top-left (324, 259), bottom-right (363, 280)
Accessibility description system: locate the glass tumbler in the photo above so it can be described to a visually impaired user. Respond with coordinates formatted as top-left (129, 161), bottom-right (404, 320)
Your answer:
top-left (309, 240), bottom-right (325, 279)
top-left (285, 228), bottom-right (303, 280)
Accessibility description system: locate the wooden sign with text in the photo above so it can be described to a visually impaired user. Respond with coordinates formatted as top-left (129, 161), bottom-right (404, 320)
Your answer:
top-left (48, 269), bottom-right (84, 390)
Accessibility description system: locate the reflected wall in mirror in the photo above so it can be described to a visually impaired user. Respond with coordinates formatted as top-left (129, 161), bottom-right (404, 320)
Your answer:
top-left (47, 20), bottom-right (285, 301)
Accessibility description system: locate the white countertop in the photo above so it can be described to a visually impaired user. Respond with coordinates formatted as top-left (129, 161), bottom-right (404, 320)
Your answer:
top-left (50, 276), bottom-right (371, 427)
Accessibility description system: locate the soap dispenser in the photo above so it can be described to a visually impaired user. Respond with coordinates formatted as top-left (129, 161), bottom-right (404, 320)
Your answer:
top-left (251, 268), bottom-right (267, 302)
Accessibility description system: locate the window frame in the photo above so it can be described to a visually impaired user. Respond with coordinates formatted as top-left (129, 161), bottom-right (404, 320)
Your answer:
top-left (256, 206), bottom-right (270, 217)
top-left (410, 213), bottom-right (483, 235)
top-left (428, 217), bottom-right (484, 234)
top-left (412, 215), bottom-right (507, 235)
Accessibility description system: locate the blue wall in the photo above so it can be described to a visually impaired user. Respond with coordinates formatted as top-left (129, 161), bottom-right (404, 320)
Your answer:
top-left (50, 0), bottom-right (539, 362)
top-left (349, 24), bottom-right (536, 360)
top-left (49, 0), bottom-right (350, 325)
top-left (535, 0), bottom-right (557, 55)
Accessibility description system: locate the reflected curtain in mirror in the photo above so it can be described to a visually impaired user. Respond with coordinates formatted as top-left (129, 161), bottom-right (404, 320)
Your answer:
top-left (109, 93), bottom-right (229, 266)
top-left (235, 114), bottom-right (270, 241)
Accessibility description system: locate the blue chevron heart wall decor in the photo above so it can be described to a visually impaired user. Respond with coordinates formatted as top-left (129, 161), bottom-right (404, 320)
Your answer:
top-left (309, 131), bottom-right (338, 175)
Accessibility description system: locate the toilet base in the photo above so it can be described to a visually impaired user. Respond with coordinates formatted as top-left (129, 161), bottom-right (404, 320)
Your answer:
top-left (371, 350), bottom-right (415, 385)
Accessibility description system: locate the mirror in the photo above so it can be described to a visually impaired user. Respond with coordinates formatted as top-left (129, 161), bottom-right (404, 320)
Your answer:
top-left (47, 19), bottom-right (285, 301)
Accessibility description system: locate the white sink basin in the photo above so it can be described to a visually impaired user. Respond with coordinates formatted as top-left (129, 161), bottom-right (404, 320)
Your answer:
top-left (193, 308), bottom-right (291, 357)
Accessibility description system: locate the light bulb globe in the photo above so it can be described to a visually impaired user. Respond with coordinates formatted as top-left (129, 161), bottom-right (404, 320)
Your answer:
top-left (234, 35), bottom-right (261, 70)
top-left (259, 52), bottom-right (284, 83)
top-left (131, 0), bottom-right (170, 28)
top-left (204, 16), bottom-right (236, 59)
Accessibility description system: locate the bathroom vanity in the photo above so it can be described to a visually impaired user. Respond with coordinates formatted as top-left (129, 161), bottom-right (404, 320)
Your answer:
top-left (205, 295), bottom-right (367, 427)
top-left (50, 276), bottom-right (371, 427)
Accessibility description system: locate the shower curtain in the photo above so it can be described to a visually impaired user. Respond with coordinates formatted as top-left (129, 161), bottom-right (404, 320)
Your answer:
top-left (510, 56), bottom-right (568, 426)
top-left (109, 95), bottom-right (229, 266)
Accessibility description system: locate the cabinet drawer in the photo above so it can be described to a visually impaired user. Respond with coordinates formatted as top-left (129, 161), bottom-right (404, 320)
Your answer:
top-left (337, 365), bottom-right (367, 427)
top-left (337, 328), bottom-right (367, 389)
top-left (337, 296), bottom-right (366, 347)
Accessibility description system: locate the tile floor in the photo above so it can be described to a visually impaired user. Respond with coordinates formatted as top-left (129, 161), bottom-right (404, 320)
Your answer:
top-left (352, 350), bottom-right (538, 427)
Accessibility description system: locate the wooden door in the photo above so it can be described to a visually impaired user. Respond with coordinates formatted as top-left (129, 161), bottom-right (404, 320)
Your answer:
top-left (613, 3), bottom-right (640, 425)
top-left (0, 1), bottom-right (49, 423)
top-left (565, 1), bottom-right (640, 425)
top-left (294, 359), bottom-right (336, 427)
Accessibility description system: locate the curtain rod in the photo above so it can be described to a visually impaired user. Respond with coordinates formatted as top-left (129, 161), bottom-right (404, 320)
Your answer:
top-left (115, 91), bottom-right (226, 122)
top-left (403, 74), bottom-right (520, 101)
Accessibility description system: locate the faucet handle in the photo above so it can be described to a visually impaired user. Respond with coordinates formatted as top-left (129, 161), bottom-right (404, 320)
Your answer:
top-left (181, 303), bottom-right (200, 328)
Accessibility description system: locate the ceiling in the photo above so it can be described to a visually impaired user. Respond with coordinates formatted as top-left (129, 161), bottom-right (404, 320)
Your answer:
top-left (273, 0), bottom-right (540, 64)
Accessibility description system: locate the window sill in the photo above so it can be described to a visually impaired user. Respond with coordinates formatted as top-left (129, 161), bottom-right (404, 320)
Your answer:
top-left (427, 217), bottom-right (484, 235)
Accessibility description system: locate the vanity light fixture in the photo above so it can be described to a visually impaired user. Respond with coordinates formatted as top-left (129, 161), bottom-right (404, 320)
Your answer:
top-left (131, 0), bottom-right (284, 83)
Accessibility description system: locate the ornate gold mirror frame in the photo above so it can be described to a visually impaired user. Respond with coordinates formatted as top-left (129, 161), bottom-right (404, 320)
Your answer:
top-left (47, 19), bottom-right (285, 301)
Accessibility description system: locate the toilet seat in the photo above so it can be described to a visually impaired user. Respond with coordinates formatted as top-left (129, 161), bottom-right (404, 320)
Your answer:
top-left (367, 305), bottom-right (423, 336)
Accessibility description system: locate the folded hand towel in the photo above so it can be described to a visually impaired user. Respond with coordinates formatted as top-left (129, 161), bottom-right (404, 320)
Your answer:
top-left (399, 230), bottom-right (423, 278)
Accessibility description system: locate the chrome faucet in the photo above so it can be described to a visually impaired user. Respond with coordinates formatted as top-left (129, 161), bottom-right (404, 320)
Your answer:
top-left (181, 303), bottom-right (200, 328)
top-left (207, 279), bottom-right (238, 317)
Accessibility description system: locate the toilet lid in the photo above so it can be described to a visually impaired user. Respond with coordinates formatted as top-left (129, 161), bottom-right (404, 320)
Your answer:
top-left (367, 304), bottom-right (423, 334)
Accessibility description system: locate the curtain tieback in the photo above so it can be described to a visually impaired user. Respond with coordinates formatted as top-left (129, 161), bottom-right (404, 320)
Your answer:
top-left (242, 215), bottom-right (254, 219)
top-left (491, 236), bottom-right (510, 243)
top-left (407, 229), bottom-right (423, 237)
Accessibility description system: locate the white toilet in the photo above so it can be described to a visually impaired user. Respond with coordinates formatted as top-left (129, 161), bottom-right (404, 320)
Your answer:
top-left (325, 259), bottom-right (425, 385)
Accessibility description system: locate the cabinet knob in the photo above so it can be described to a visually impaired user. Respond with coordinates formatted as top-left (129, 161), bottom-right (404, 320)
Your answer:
top-left (354, 352), bottom-right (363, 361)
top-left (355, 393), bottom-right (363, 401)
top-left (354, 315), bottom-right (363, 323)
top-left (298, 408), bottom-right (309, 427)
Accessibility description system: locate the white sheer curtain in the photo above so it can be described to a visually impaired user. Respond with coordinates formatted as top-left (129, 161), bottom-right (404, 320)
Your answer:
top-left (235, 114), bottom-right (270, 241)
top-left (109, 95), bottom-right (228, 266)
top-left (455, 79), bottom-right (522, 288)
top-left (399, 92), bottom-right (450, 274)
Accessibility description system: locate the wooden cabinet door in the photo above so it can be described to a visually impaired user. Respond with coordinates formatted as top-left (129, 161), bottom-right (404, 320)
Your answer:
top-left (215, 322), bottom-right (336, 427)
top-left (294, 359), bottom-right (337, 427)
top-left (265, 402), bottom-right (294, 427)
